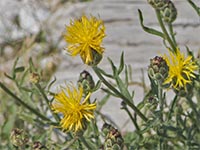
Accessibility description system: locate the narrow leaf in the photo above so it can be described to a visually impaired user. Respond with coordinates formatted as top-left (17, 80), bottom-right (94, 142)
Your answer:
top-left (138, 9), bottom-right (164, 38)
top-left (101, 88), bottom-right (118, 97)
top-left (47, 77), bottom-right (57, 91)
top-left (107, 57), bottom-right (117, 76)
top-left (117, 52), bottom-right (124, 74)
top-left (12, 57), bottom-right (19, 79)
top-left (115, 75), bottom-right (132, 101)
top-left (14, 66), bottom-right (25, 73)
top-left (186, 46), bottom-right (195, 60)
top-left (98, 94), bottom-right (110, 110)
top-left (124, 65), bottom-right (129, 88)
top-left (4, 73), bottom-right (14, 80)
top-left (95, 67), bottom-right (113, 78)
top-left (188, 0), bottom-right (200, 16)
top-left (93, 80), bottom-right (101, 92)
top-left (29, 57), bottom-right (36, 72)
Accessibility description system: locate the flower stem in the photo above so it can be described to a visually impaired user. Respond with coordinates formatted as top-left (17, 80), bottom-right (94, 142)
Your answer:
top-left (123, 104), bottom-right (140, 131)
top-left (168, 23), bottom-right (177, 47)
top-left (91, 120), bottom-right (101, 146)
top-left (0, 81), bottom-right (52, 123)
top-left (35, 83), bottom-right (60, 122)
top-left (167, 95), bottom-right (178, 121)
top-left (158, 84), bottom-right (163, 122)
top-left (92, 66), bottom-right (148, 122)
top-left (155, 10), bottom-right (177, 53)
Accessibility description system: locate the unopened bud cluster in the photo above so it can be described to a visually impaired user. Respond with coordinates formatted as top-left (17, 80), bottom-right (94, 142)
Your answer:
top-left (30, 72), bottom-right (40, 84)
top-left (160, 1), bottom-right (177, 23)
top-left (148, 56), bottom-right (169, 86)
top-left (147, 0), bottom-right (177, 23)
top-left (102, 123), bottom-right (124, 150)
top-left (147, 0), bottom-right (169, 9)
top-left (33, 141), bottom-right (47, 150)
top-left (78, 70), bottom-right (95, 95)
top-left (147, 95), bottom-right (158, 110)
top-left (10, 128), bottom-right (29, 147)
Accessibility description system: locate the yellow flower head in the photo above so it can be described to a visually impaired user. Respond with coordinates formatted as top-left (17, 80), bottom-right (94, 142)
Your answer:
top-left (64, 15), bottom-right (106, 65)
top-left (163, 49), bottom-right (198, 90)
top-left (52, 85), bottom-right (96, 132)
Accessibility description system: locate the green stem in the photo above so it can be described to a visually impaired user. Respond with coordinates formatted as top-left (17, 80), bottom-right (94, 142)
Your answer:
top-left (167, 95), bottom-right (178, 121)
top-left (123, 105), bottom-right (140, 131)
top-left (155, 10), bottom-right (177, 53)
top-left (158, 84), bottom-right (163, 122)
top-left (168, 23), bottom-right (177, 47)
top-left (0, 81), bottom-right (52, 123)
top-left (159, 138), bottom-right (163, 150)
top-left (35, 83), bottom-right (60, 122)
top-left (92, 66), bottom-right (148, 122)
top-left (91, 120), bottom-right (101, 146)
top-left (158, 84), bottom-right (164, 150)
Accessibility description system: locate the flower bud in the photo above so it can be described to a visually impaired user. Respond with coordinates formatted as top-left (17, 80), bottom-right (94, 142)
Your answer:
top-left (10, 128), bottom-right (29, 147)
top-left (78, 70), bottom-right (95, 95)
top-left (160, 1), bottom-right (177, 23)
top-left (146, 95), bottom-right (158, 110)
top-left (102, 123), bottom-right (112, 136)
top-left (102, 123), bottom-right (124, 150)
top-left (147, 0), bottom-right (169, 10)
top-left (32, 141), bottom-right (47, 150)
top-left (29, 72), bottom-right (40, 84)
top-left (148, 56), bottom-right (169, 86)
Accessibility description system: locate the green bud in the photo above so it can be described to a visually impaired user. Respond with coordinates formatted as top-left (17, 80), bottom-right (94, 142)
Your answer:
top-left (10, 128), bottom-right (29, 147)
top-left (102, 123), bottom-right (112, 136)
top-left (29, 72), bottom-right (40, 84)
top-left (161, 1), bottom-right (177, 23)
top-left (78, 70), bottom-right (95, 95)
top-left (148, 56), bottom-right (169, 86)
top-left (147, 0), bottom-right (169, 10)
top-left (112, 144), bottom-right (121, 150)
top-left (146, 95), bottom-right (158, 110)
top-left (102, 123), bottom-right (124, 150)
top-left (32, 141), bottom-right (47, 150)
top-left (105, 139), bottom-right (113, 148)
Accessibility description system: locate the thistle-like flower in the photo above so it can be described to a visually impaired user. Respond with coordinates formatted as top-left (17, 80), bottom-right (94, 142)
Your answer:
top-left (64, 15), bottom-right (106, 65)
top-left (52, 85), bottom-right (96, 132)
top-left (163, 49), bottom-right (198, 90)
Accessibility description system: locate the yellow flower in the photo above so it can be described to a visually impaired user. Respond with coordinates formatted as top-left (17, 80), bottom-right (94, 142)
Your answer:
top-left (163, 49), bottom-right (198, 90)
top-left (52, 85), bottom-right (96, 132)
top-left (64, 15), bottom-right (106, 65)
